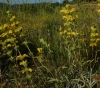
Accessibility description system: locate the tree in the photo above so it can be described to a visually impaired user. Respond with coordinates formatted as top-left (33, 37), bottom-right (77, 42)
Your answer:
top-left (63, 0), bottom-right (97, 3)
top-left (63, 0), bottom-right (69, 4)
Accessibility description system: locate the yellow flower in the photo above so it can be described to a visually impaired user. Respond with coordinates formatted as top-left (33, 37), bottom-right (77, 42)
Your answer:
top-left (4, 24), bottom-right (8, 28)
top-left (6, 39), bottom-right (10, 42)
top-left (0, 26), bottom-right (3, 30)
top-left (12, 16), bottom-right (15, 19)
top-left (11, 22), bottom-right (15, 26)
top-left (65, 4), bottom-right (70, 8)
top-left (90, 26), bottom-right (96, 31)
top-left (37, 48), bottom-right (42, 53)
top-left (28, 68), bottom-right (33, 72)
top-left (21, 69), bottom-right (25, 74)
top-left (71, 32), bottom-right (79, 36)
top-left (62, 16), bottom-right (67, 19)
top-left (90, 39), bottom-right (95, 42)
top-left (75, 15), bottom-right (78, 18)
top-left (7, 44), bottom-right (12, 47)
top-left (90, 33), bottom-right (95, 37)
top-left (96, 38), bottom-right (100, 42)
top-left (63, 30), bottom-right (67, 34)
top-left (0, 33), bottom-right (7, 37)
top-left (70, 8), bottom-right (75, 13)
top-left (67, 32), bottom-right (71, 35)
top-left (16, 55), bottom-right (23, 60)
top-left (23, 54), bottom-right (28, 58)
top-left (15, 26), bottom-right (22, 32)
top-left (95, 33), bottom-right (99, 36)
top-left (20, 60), bottom-right (27, 66)
top-left (71, 32), bottom-right (76, 35)
top-left (97, 9), bottom-right (100, 13)
top-left (90, 33), bottom-right (98, 37)
top-left (16, 21), bottom-right (20, 24)
top-left (60, 32), bottom-right (63, 35)
top-left (9, 30), bottom-right (13, 34)
top-left (10, 16), bottom-right (16, 21)
top-left (90, 43), bottom-right (97, 47)
top-left (60, 9), bottom-right (69, 14)
top-left (98, 3), bottom-right (100, 6)
top-left (59, 26), bottom-right (62, 31)
top-left (67, 15), bottom-right (73, 21)
top-left (79, 39), bottom-right (85, 42)
top-left (64, 23), bottom-right (67, 26)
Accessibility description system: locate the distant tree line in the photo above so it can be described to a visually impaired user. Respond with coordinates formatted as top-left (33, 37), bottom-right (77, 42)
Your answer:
top-left (63, 0), bottom-right (97, 3)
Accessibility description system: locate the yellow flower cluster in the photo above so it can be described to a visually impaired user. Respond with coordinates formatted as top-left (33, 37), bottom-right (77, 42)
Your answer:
top-left (63, 15), bottom-right (74, 21)
top-left (20, 60), bottom-right (27, 66)
top-left (97, 3), bottom-right (100, 13)
top-left (60, 5), bottom-right (75, 14)
top-left (21, 68), bottom-right (33, 74)
top-left (37, 47), bottom-right (42, 53)
top-left (60, 29), bottom-right (79, 37)
top-left (79, 38), bottom-right (87, 43)
top-left (90, 26), bottom-right (100, 47)
top-left (10, 16), bottom-right (16, 21)
top-left (0, 12), bottom-right (33, 77)
top-left (0, 14), bottom-right (23, 52)
top-left (28, 68), bottom-right (33, 72)
top-left (60, 4), bottom-right (78, 23)
top-left (7, 44), bottom-right (12, 47)
top-left (16, 54), bottom-right (28, 60)
top-left (59, 3), bottom-right (100, 49)
top-left (98, 3), bottom-right (100, 6)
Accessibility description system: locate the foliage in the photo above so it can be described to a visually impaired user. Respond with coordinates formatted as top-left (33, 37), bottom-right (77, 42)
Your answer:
top-left (0, 1), bottom-right (100, 88)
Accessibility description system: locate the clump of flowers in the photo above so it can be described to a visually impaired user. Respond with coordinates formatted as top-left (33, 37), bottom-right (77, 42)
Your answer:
top-left (58, 3), bottom-right (100, 87)
top-left (0, 11), bottom-right (33, 77)
top-left (60, 4), bottom-right (79, 39)
top-left (0, 11), bottom-right (24, 61)
top-left (59, 4), bottom-right (84, 78)
top-left (59, 4), bottom-right (79, 53)
top-left (97, 2), bottom-right (100, 13)
top-left (90, 26), bottom-right (100, 47)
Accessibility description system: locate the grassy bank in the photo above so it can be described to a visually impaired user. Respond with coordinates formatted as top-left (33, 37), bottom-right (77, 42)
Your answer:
top-left (0, 2), bottom-right (100, 88)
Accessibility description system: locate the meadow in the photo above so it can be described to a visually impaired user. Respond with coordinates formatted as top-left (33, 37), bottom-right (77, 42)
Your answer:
top-left (0, 1), bottom-right (100, 88)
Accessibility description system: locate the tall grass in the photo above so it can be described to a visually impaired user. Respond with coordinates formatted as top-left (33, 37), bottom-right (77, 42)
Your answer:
top-left (0, 1), bottom-right (100, 88)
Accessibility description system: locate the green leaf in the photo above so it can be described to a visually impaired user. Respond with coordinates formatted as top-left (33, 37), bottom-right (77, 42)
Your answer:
top-left (10, 38), bottom-right (16, 43)
top-left (49, 78), bottom-right (60, 83)
top-left (14, 45), bottom-right (19, 51)
top-left (7, 50), bottom-right (12, 56)
top-left (39, 38), bottom-right (47, 46)
top-left (9, 56), bottom-right (14, 62)
top-left (37, 55), bottom-right (44, 63)
top-left (2, 42), bottom-right (6, 46)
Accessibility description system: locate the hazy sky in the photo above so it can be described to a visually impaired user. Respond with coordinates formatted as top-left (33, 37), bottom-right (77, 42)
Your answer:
top-left (0, 0), bottom-right (73, 4)
top-left (0, 0), bottom-right (66, 4)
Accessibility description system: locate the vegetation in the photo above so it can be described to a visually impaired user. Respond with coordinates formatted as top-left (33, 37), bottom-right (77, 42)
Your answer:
top-left (0, 0), bottom-right (100, 88)
top-left (63, 0), bottom-right (97, 3)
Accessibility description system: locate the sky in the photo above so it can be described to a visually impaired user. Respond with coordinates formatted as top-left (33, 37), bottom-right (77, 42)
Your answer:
top-left (0, 0), bottom-right (73, 4)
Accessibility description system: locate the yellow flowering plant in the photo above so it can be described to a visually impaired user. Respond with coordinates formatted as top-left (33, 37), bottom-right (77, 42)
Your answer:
top-left (58, 4), bottom-right (99, 87)
top-left (0, 11), bottom-right (24, 61)
top-left (90, 26), bottom-right (100, 47)
top-left (59, 4), bottom-right (80, 60)
top-left (0, 11), bottom-right (34, 80)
